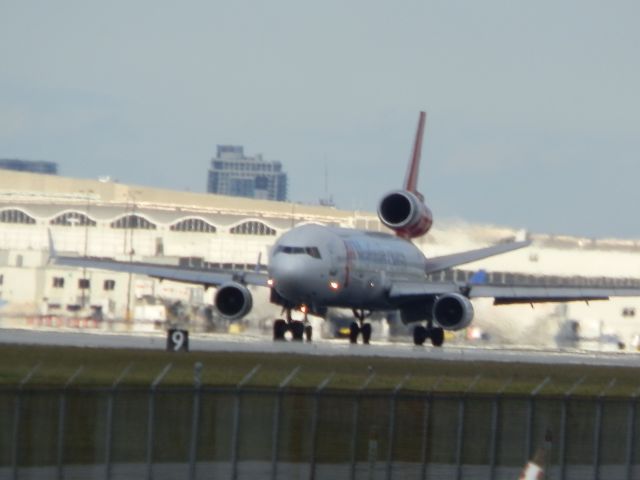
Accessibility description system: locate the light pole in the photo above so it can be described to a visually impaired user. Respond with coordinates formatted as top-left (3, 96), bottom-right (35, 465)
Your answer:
top-left (124, 190), bottom-right (141, 325)
top-left (79, 189), bottom-right (94, 309)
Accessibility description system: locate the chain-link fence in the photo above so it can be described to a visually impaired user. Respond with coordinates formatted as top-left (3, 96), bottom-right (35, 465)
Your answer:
top-left (1, 364), bottom-right (639, 480)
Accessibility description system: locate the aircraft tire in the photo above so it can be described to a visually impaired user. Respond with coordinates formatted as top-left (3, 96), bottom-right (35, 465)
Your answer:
top-left (291, 321), bottom-right (305, 341)
top-left (273, 319), bottom-right (287, 341)
top-left (413, 325), bottom-right (427, 346)
top-left (361, 323), bottom-right (372, 344)
top-left (349, 322), bottom-right (360, 344)
top-left (430, 327), bottom-right (444, 347)
top-left (304, 325), bottom-right (313, 342)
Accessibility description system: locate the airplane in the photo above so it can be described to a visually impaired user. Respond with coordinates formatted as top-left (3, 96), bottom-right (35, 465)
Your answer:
top-left (49, 112), bottom-right (640, 346)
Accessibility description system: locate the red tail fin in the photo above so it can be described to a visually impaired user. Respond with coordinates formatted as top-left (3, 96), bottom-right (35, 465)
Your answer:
top-left (403, 111), bottom-right (426, 194)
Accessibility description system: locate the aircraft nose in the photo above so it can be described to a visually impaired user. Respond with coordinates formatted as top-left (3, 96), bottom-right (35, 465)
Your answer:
top-left (269, 254), bottom-right (312, 302)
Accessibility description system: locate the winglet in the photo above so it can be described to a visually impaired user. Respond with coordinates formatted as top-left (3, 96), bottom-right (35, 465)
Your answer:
top-left (403, 111), bottom-right (426, 193)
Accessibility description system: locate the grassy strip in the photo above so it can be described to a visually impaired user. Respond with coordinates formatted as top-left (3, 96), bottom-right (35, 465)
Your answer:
top-left (0, 343), bottom-right (638, 396)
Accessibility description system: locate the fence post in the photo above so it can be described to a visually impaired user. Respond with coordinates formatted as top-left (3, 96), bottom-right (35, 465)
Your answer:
top-left (11, 364), bottom-right (40, 480)
top-left (271, 365), bottom-right (301, 480)
top-left (525, 376), bottom-right (551, 461)
top-left (559, 376), bottom-right (586, 480)
top-left (56, 366), bottom-right (84, 480)
top-left (309, 373), bottom-right (335, 480)
top-left (420, 377), bottom-right (442, 480)
top-left (592, 378), bottom-right (616, 480)
top-left (625, 384), bottom-right (640, 480)
top-left (385, 374), bottom-right (410, 480)
top-left (488, 378), bottom-right (513, 480)
top-left (146, 363), bottom-right (172, 480)
top-left (349, 372), bottom-right (376, 480)
top-left (188, 362), bottom-right (203, 480)
top-left (455, 375), bottom-right (481, 480)
top-left (230, 364), bottom-right (261, 480)
top-left (104, 364), bottom-right (133, 480)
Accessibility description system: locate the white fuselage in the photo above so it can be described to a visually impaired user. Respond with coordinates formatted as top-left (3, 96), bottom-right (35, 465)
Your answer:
top-left (268, 224), bottom-right (427, 311)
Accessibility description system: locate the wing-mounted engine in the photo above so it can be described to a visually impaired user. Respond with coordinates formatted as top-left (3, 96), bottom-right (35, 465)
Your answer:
top-left (378, 190), bottom-right (433, 238)
top-left (215, 282), bottom-right (253, 320)
top-left (432, 293), bottom-right (474, 331)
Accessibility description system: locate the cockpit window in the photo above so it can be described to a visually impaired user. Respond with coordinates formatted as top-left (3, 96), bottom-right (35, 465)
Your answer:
top-left (275, 245), bottom-right (322, 259)
top-left (305, 247), bottom-right (321, 259)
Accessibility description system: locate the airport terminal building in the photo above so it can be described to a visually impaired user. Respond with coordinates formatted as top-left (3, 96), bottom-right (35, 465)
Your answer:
top-left (1, 170), bottom-right (640, 346)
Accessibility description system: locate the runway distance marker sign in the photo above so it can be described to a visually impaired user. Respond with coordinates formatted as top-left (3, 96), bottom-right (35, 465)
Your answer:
top-left (167, 329), bottom-right (189, 352)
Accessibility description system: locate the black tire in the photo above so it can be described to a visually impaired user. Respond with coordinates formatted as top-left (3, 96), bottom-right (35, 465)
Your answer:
top-left (349, 321), bottom-right (360, 344)
top-left (413, 325), bottom-right (427, 346)
top-left (291, 321), bottom-right (304, 341)
top-left (304, 325), bottom-right (313, 342)
top-left (273, 319), bottom-right (287, 341)
top-left (430, 327), bottom-right (445, 347)
top-left (361, 323), bottom-right (372, 345)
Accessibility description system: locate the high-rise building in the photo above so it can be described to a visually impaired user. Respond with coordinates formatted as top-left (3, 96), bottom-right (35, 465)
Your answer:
top-left (207, 146), bottom-right (287, 201)
top-left (0, 159), bottom-right (58, 175)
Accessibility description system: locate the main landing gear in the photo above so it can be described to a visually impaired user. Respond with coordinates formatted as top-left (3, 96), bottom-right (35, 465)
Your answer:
top-left (412, 320), bottom-right (445, 347)
top-left (349, 309), bottom-right (373, 345)
top-left (273, 309), bottom-right (313, 342)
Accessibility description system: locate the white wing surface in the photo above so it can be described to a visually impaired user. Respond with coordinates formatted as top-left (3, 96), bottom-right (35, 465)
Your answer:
top-left (424, 240), bottom-right (531, 273)
top-left (469, 284), bottom-right (640, 305)
top-left (51, 255), bottom-right (270, 288)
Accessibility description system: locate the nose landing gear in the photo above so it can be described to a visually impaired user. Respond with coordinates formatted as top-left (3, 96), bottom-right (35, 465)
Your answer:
top-left (272, 308), bottom-right (313, 342)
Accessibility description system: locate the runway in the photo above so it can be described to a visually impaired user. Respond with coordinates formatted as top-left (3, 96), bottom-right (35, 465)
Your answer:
top-left (1, 327), bottom-right (639, 367)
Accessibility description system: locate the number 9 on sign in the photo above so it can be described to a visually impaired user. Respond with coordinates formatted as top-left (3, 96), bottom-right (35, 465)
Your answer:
top-left (167, 329), bottom-right (189, 352)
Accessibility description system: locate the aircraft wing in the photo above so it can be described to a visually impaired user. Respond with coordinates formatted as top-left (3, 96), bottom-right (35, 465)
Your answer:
top-left (51, 255), bottom-right (270, 288)
top-left (388, 278), bottom-right (640, 305)
top-left (468, 284), bottom-right (640, 305)
top-left (388, 281), bottom-right (460, 298)
top-left (424, 240), bottom-right (531, 274)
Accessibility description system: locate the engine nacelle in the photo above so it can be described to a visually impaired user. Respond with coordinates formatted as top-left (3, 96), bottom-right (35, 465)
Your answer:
top-left (377, 190), bottom-right (433, 238)
top-left (215, 282), bottom-right (253, 320)
top-left (433, 293), bottom-right (474, 331)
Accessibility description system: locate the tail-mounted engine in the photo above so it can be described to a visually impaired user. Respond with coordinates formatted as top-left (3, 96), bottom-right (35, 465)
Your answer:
top-left (378, 190), bottom-right (433, 239)
top-left (433, 293), bottom-right (474, 331)
top-left (215, 282), bottom-right (253, 320)
top-left (378, 111), bottom-right (433, 239)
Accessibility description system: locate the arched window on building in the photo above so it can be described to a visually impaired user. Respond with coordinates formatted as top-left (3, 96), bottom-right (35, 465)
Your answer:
top-left (0, 209), bottom-right (36, 224)
top-left (229, 220), bottom-right (276, 236)
top-left (50, 211), bottom-right (96, 227)
top-left (170, 218), bottom-right (217, 233)
top-left (110, 214), bottom-right (157, 230)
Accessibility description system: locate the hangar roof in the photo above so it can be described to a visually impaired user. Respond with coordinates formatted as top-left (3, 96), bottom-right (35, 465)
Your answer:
top-left (0, 170), bottom-right (355, 225)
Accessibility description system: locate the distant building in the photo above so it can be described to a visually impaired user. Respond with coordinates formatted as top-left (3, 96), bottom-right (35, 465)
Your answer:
top-left (207, 146), bottom-right (287, 201)
top-left (0, 159), bottom-right (58, 175)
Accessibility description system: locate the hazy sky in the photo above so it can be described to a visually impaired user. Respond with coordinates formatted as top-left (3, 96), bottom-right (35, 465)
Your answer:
top-left (1, 1), bottom-right (639, 238)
